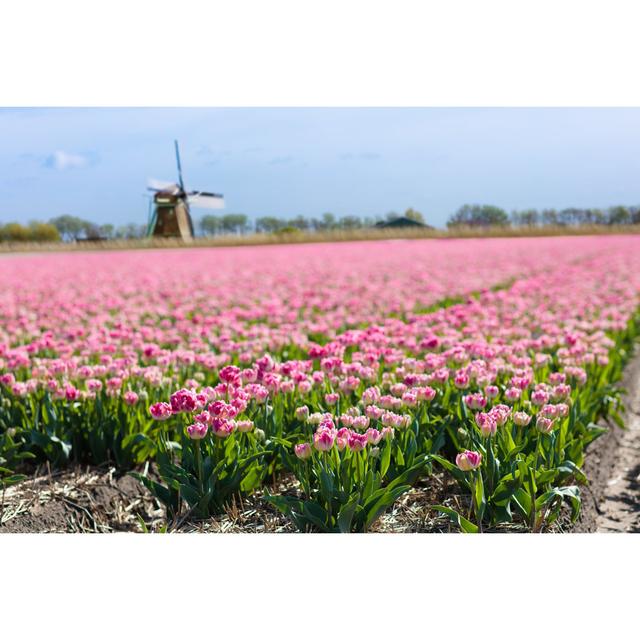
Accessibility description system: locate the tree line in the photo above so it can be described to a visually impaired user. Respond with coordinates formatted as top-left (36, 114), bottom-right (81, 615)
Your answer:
top-left (1, 204), bottom-right (639, 243)
top-left (447, 204), bottom-right (640, 227)
top-left (0, 215), bottom-right (148, 243)
top-left (199, 209), bottom-right (426, 235)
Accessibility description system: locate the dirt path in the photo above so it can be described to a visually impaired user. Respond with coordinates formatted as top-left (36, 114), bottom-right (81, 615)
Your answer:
top-left (572, 350), bottom-right (640, 532)
top-left (595, 355), bottom-right (640, 532)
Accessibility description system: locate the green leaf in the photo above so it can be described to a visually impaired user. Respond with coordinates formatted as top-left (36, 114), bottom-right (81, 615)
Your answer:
top-left (364, 484), bottom-right (411, 530)
top-left (302, 501), bottom-right (330, 531)
top-left (337, 495), bottom-right (360, 533)
top-left (474, 474), bottom-right (485, 522)
top-left (179, 484), bottom-right (201, 508)
top-left (512, 487), bottom-right (532, 518)
top-left (584, 423), bottom-right (608, 444)
top-left (319, 469), bottom-right (334, 501)
top-left (555, 460), bottom-right (587, 483)
top-left (535, 485), bottom-right (581, 522)
top-left (380, 441), bottom-right (391, 477)
top-left (433, 506), bottom-right (479, 533)
top-left (0, 473), bottom-right (26, 488)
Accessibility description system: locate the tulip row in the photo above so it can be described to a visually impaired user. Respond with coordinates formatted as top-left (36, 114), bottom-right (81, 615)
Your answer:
top-left (1, 236), bottom-right (640, 531)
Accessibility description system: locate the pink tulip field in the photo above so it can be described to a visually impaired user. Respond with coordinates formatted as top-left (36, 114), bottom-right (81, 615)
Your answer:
top-left (1, 235), bottom-right (640, 532)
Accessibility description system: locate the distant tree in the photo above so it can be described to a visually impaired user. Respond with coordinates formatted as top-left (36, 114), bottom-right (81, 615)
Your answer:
top-left (0, 222), bottom-right (30, 243)
top-left (221, 213), bottom-right (249, 234)
top-left (447, 204), bottom-right (509, 227)
top-left (199, 215), bottom-right (222, 236)
top-left (404, 208), bottom-right (425, 224)
top-left (27, 221), bottom-right (61, 242)
top-left (510, 209), bottom-right (535, 226)
top-left (49, 215), bottom-right (90, 241)
top-left (99, 224), bottom-right (115, 239)
top-left (288, 215), bottom-right (311, 231)
top-left (311, 212), bottom-right (337, 231)
top-left (385, 211), bottom-right (400, 222)
top-left (115, 223), bottom-right (146, 239)
top-left (559, 208), bottom-right (587, 226)
top-left (607, 206), bottom-right (631, 225)
top-left (255, 216), bottom-right (284, 233)
top-left (631, 207), bottom-right (640, 224)
top-left (541, 209), bottom-right (559, 226)
top-left (338, 215), bottom-right (363, 230)
top-left (84, 224), bottom-right (103, 240)
top-left (519, 209), bottom-right (539, 226)
top-left (589, 209), bottom-right (607, 225)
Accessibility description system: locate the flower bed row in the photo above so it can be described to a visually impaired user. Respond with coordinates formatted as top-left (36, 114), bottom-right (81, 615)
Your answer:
top-left (1, 236), bottom-right (640, 531)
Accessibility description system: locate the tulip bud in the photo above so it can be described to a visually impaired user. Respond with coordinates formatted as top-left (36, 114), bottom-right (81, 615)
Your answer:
top-left (455, 450), bottom-right (482, 471)
top-left (324, 393), bottom-right (339, 406)
top-left (381, 426), bottom-right (395, 440)
top-left (504, 387), bottom-right (521, 404)
top-left (475, 412), bottom-right (497, 438)
top-left (536, 415), bottom-right (555, 434)
top-left (294, 443), bottom-right (312, 460)
top-left (314, 427), bottom-right (336, 452)
top-left (513, 411), bottom-right (531, 427)
top-left (485, 385), bottom-right (499, 399)
top-left (186, 423), bottom-right (208, 440)
top-left (236, 419), bottom-right (254, 433)
top-left (149, 402), bottom-right (173, 421)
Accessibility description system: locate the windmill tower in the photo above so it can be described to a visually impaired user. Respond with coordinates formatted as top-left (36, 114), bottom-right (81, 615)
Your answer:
top-left (147, 141), bottom-right (225, 241)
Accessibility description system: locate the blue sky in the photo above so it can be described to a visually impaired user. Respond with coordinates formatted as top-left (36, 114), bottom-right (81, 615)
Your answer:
top-left (1, 107), bottom-right (639, 228)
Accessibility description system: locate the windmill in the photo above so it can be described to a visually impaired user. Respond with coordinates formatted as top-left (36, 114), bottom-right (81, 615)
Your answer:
top-left (146, 140), bottom-right (224, 241)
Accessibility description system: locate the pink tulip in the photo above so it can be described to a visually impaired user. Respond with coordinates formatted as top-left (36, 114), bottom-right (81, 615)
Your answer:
top-left (347, 432), bottom-right (368, 452)
top-left (504, 387), bottom-right (522, 403)
top-left (211, 417), bottom-right (236, 438)
top-left (324, 393), bottom-right (339, 406)
top-left (456, 450), bottom-right (483, 471)
top-left (313, 427), bottom-right (336, 452)
top-left (236, 419), bottom-right (254, 433)
top-left (187, 422), bottom-right (208, 439)
top-left (294, 442), bottom-right (312, 460)
top-left (531, 390), bottom-right (549, 406)
top-left (170, 388), bottom-right (198, 413)
top-left (513, 411), bottom-right (531, 426)
top-left (123, 391), bottom-right (139, 406)
top-left (475, 412), bottom-right (497, 437)
top-left (535, 415), bottom-right (555, 434)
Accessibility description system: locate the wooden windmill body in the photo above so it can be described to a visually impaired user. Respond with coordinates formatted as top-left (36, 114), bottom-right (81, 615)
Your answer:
top-left (147, 141), bottom-right (224, 241)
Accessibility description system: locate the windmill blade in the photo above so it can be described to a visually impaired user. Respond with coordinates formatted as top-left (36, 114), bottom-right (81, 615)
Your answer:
top-left (148, 178), bottom-right (180, 193)
top-left (175, 140), bottom-right (185, 193)
top-left (187, 191), bottom-right (225, 209)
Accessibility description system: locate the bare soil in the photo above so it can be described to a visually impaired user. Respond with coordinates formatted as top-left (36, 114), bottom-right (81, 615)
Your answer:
top-left (0, 463), bottom-right (462, 534)
top-left (573, 349), bottom-right (640, 532)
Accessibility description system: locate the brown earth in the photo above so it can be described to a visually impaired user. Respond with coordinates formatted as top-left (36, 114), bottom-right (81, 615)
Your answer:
top-left (572, 351), bottom-right (640, 532)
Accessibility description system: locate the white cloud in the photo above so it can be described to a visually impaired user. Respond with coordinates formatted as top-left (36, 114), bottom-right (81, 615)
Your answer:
top-left (43, 150), bottom-right (91, 170)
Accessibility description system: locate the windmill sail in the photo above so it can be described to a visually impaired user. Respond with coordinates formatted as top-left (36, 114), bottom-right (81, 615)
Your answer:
top-left (148, 178), bottom-right (180, 193)
top-left (187, 191), bottom-right (225, 209)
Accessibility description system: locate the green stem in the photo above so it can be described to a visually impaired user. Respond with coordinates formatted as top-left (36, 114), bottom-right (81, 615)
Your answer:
top-left (528, 468), bottom-right (537, 532)
top-left (194, 439), bottom-right (203, 497)
top-left (476, 470), bottom-right (484, 533)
